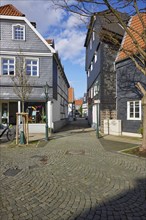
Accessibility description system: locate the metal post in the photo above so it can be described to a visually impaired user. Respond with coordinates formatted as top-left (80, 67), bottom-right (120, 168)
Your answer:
top-left (96, 103), bottom-right (99, 138)
top-left (44, 82), bottom-right (50, 141)
top-left (45, 99), bottom-right (49, 141)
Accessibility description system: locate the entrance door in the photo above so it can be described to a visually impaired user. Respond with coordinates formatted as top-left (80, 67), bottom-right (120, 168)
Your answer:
top-left (9, 102), bottom-right (18, 125)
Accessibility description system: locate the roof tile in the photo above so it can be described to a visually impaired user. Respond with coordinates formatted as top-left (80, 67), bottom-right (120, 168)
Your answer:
top-left (0, 4), bottom-right (24, 16)
top-left (116, 13), bottom-right (146, 61)
top-left (68, 88), bottom-right (74, 103)
top-left (75, 99), bottom-right (83, 106)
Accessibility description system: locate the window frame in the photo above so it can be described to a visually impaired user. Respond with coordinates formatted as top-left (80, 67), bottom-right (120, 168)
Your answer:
top-left (25, 57), bottom-right (39, 77)
top-left (12, 24), bottom-right (25, 41)
top-left (0, 56), bottom-right (15, 76)
top-left (127, 100), bottom-right (141, 120)
top-left (94, 51), bottom-right (97, 63)
top-left (93, 29), bottom-right (95, 41)
top-left (90, 36), bottom-right (92, 50)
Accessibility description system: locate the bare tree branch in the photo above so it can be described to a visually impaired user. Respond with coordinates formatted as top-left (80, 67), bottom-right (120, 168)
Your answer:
top-left (11, 52), bottom-right (34, 112)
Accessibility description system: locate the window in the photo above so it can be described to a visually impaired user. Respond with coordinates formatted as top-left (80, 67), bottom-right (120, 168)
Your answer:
top-left (2, 103), bottom-right (8, 124)
top-left (12, 24), bottom-right (25, 40)
top-left (25, 102), bottom-right (45, 123)
top-left (90, 37), bottom-right (92, 49)
top-left (93, 30), bottom-right (95, 41)
top-left (90, 62), bottom-right (93, 71)
top-left (26, 58), bottom-right (39, 76)
top-left (1, 58), bottom-right (15, 75)
top-left (87, 69), bottom-right (90, 77)
top-left (94, 52), bottom-right (97, 63)
top-left (127, 100), bottom-right (141, 120)
top-left (91, 87), bottom-right (93, 98)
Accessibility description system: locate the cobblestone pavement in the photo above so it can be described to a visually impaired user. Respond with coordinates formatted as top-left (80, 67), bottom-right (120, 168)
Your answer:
top-left (0, 119), bottom-right (146, 220)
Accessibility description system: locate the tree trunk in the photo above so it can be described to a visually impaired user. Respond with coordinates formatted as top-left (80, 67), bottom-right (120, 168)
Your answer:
top-left (141, 95), bottom-right (146, 150)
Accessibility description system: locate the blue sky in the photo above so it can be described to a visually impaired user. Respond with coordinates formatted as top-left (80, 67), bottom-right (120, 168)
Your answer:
top-left (1, 0), bottom-right (88, 99)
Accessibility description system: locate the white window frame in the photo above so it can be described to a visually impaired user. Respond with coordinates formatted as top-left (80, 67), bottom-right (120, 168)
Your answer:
top-left (87, 69), bottom-right (90, 77)
top-left (127, 100), bottom-right (141, 120)
top-left (93, 29), bottom-right (95, 41)
top-left (94, 51), bottom-right (97, 63)
top-left (25, 58), bottom-right (39, 76)
top-left (91, 61), bottom-right (93, 71)
top-left (91, 87), bottom-right (94, 98)
top-left (12, 24), bottom-right (25, 40)
top-left (0, 56), bottom-right (15, 76)
top-left (90, 37), bottom-right (92, 50)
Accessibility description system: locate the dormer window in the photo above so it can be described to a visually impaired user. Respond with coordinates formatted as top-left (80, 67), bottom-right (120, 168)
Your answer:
top-left (12, 24), bottom-right (25, 40)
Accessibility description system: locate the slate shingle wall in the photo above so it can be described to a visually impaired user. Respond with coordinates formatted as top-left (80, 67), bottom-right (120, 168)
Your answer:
top-left (1, 19), bottom-right (51, 53)
top-left (116, 59), bottom-right (146, 133)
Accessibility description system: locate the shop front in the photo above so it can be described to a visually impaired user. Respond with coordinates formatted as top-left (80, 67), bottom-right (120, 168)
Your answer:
top-left (0, 101), bottom-right (52, 133)
top-left (0, 101), bottom-right (18, 125)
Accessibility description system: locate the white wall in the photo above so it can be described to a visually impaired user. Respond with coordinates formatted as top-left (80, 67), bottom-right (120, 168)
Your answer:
top-left (104, 119), bottom-right (122, 135)
top-left (28, 123), bottom-right (45, 133)
top-left (92, 104), bottom-right (97, 124)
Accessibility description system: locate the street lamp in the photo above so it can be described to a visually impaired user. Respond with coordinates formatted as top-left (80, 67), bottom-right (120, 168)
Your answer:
top-left (44, 82), bottom-right (50, 141)
top-left (96, 80), bottom-right (100, 139)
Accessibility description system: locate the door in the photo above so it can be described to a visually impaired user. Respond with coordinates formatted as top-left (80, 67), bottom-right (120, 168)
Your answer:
top-left (9, 102), bottom-right (18, 125)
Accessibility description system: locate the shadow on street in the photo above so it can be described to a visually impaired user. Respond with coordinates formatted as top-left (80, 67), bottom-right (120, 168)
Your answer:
top-left (60, 117), bottom-right (90, 132)
top-left (73, 177), bottom-right (146, 219)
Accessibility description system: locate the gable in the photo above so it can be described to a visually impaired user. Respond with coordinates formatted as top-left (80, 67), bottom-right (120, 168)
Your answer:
top-left (0, 5), bottom-right (56, 54)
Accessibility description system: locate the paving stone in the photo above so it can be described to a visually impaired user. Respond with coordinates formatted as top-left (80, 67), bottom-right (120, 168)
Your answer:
top-left (0, 119), bottom-right (146, 219)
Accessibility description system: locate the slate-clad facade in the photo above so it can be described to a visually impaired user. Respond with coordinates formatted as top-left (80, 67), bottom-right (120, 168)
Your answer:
top-left (84, 11), bottom-right (127, 130)
top-left (115, 13), bottom-right (146, 135)
top-left (0, 4), bottom-right (69, 132)
top-left (116, 59), bottom-right (146, 133)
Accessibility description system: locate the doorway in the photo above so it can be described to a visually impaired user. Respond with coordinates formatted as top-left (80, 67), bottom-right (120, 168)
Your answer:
top-left (9, 102), bottom-right (18, 125)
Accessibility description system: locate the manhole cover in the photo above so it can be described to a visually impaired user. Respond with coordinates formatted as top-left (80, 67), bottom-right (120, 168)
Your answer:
top-left (3, 168), bottom-right (22, 176)
top-left (66, 150), bottom-right (85, 155)
top-left (40, 156), bottom-right (48, 164)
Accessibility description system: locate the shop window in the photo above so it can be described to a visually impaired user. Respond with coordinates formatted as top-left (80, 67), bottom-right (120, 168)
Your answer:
top-left (25, 102), bottom-right (46, 123)
top-left (2, 103), bottom-right (8, 124)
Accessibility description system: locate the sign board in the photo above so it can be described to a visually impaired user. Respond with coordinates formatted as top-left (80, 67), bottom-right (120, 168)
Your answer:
top-left (94, 100), bottom-right (100, 104)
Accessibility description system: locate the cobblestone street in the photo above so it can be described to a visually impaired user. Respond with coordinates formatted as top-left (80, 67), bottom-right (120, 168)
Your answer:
top-left (0, 119), bottom-right (146, 220)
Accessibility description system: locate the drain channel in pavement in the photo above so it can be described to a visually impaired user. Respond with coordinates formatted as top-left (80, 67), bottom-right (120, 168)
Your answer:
top-left (3, 168), bottom-right (22, 176)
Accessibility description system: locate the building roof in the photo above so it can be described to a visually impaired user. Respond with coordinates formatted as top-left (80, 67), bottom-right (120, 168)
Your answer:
top-left (46, 39), bottom-right (55, 48)
top-left (116, 13), bottom-right (146, 62)
top-left (0, 4), bottom-right (56, 54)
top-left (0, 4), bottom-right (25, 16)
top-left (75, 99), bottom-right (83, 106)
top-left (68, 88), bottom-right (74, 103)
top-left (84, 10), bottom-right (129, 47)
top-left (99, 10), bottom-right (128, 36)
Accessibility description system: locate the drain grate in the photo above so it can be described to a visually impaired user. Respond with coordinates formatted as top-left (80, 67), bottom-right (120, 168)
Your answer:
top-left (3, 168), bottom-right (22, 177)
top-left (66, 150), bottom-right (85, 155)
